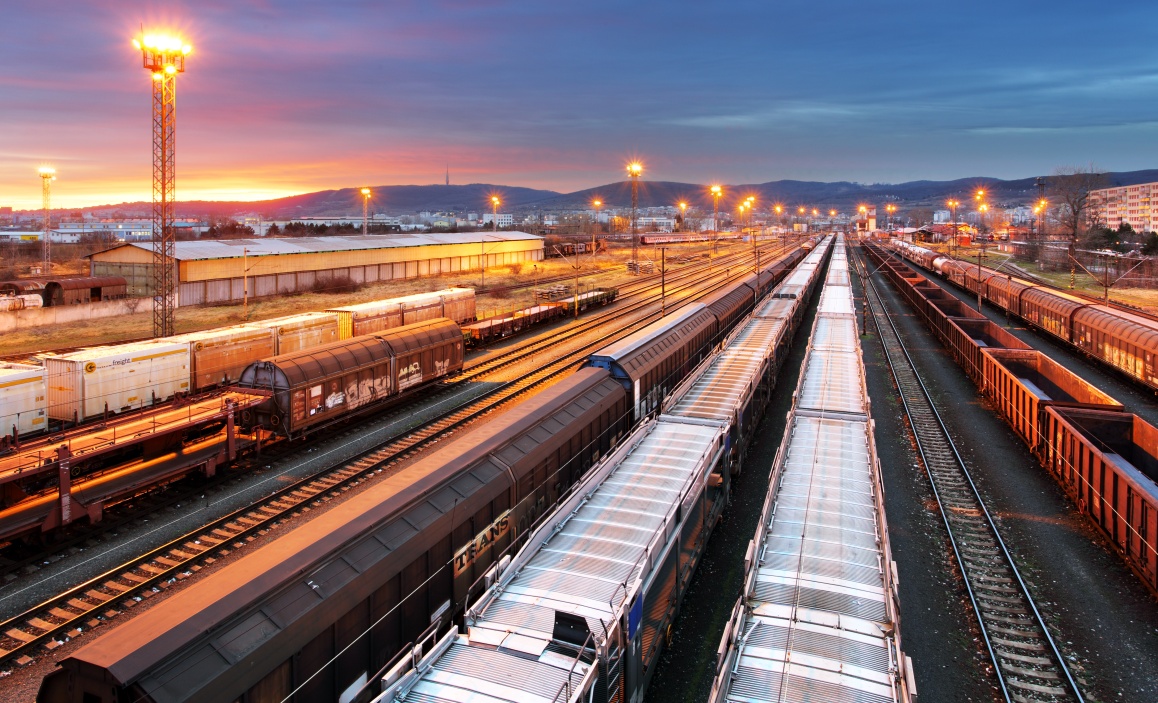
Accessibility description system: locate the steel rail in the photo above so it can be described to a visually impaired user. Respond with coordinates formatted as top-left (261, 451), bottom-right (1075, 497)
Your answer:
top-left (856, 247), bottom-right (1084, 703)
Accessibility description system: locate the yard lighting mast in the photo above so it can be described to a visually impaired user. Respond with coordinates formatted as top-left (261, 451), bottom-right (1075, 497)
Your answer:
top-left (628, 162), bottom-right (643, 268)
top-left (38, 167), bottom-right (55, 272)
top-left (591, 199), bottom-right (602, 261)
top-left (134, 31), bottom-right (191, 338)
top-left (361, 188), bottom-right (371, 235)
top-left (710, 185), bottom-right (722, 266)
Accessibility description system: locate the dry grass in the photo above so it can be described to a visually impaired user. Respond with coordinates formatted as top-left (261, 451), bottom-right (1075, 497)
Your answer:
top-left (0, 240), bottom-right (738, 355)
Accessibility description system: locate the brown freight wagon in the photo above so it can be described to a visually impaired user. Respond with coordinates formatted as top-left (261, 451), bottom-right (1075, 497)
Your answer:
top-left (238, 318), bottom-right (463, 437)
top-left (943, 317), bottom-right (1032, 384)
top-left (981, 348), bottom-right (1124, 451)
top-left (42, 368), bottom-right (630, 703)
top-left (922, 296), bottom-right (985, 346)
top-left (1042, 406), bottom-right (1158, 591)
top-left (43, 276), bottom-right (128, 305)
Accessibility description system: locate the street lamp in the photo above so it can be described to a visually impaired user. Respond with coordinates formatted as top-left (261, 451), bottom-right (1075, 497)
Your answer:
top-left (678, 201), bottom-right (687, 232)
top-left (976, 202), bottom-right (990, 311)
top-left (627, 162), bottom-right (643, 267)
top-left (491, 195), bottom-right (500, 232)
top-left (710, 185), bottom-right (723, 265)
top-left (361, 188), bottom-right (371, 236)
top-left (948, 199), bottom-right (960, 255)
top-left (591, 199), bottom-right (602, 261)
top-left (886, 203), bottom-right (897, 238)
top-left (858, 205), bottom-right (867, 237)
top-left (38, 167), bottom-right (55, 271)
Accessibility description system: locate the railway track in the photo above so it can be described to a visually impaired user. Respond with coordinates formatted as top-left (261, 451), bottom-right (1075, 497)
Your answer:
top-left (857, 249), bottom-right (1084, 703)
top-left (0, 242), bottom-right (789, 670)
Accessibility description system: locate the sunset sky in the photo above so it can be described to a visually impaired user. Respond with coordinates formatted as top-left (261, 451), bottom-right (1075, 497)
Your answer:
top-left (3, 1), bottom-right (1157, 210)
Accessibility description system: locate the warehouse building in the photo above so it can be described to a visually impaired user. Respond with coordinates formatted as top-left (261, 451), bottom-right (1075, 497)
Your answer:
top-left (87, 232), bottom-right (543, 306)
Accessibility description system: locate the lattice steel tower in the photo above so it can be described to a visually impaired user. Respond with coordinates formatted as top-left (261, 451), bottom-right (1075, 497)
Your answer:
top-left (38, 167), bottom-right (55, 272)
top-left (134, 33), bottom-right (190, 337)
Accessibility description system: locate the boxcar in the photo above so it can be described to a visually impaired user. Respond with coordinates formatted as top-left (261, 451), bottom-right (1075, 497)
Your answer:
top-left (40, 368), bottom-right (629, 703)
top-left (260, 312), bottom-right (342, 355)
top-left (328, 288), bottom-right (475, 339)
top-left (700, 281), bottom-right (756, 340)
top-left (586, 303), bottom-right (717, 421)
top-left (238, 319), bottom-right (463, 437)
top-left (1072, 306), bottom-right (1158, 387)
top-left (43, 276), bottom-right (128, 306)
top-left (165, 325), bottom-right (278, 392)
top-left (1018, 288), bottom-right (1085, 342)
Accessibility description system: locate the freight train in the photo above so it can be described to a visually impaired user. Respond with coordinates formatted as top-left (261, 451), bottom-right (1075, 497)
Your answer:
top-left (639, 231), bottom-right (744, 245)
top-left (711, 235), bottom-right (915, 703)
top-left (889, 239), bottom-right (1158, 392)
top-left (866, 242), bottom-right (1158, 595)
top-left (2, 288), bottom-right (475, 440)
top-left (36, 241), bottom-right (830, 703)
top-left (370, 237), bottom-right (835, 703)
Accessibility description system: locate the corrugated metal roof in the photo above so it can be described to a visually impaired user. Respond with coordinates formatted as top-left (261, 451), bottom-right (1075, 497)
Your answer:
top-left (95, 232), bottom-right (543, 261)
top-left (714, 235), bottom-right (905, 703)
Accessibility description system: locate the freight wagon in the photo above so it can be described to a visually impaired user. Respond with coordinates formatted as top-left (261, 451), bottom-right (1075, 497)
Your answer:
top-left (237, 318), bottom-right (464, 438)
top-left (0, 362), bottom-right (47, 443)
top-left (45, 342), bottom-right (190, 423)
top-left (261, 311), bottom-right (342, 354)
top-left (587, 303), bottom-right (718, 421)
top-left (165, 325), bottom-right (278, 392)
top-left (328, 288), bottom-right (475, 339)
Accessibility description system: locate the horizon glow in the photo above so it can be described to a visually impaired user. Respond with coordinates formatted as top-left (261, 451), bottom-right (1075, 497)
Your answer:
top-left (3, 1), bottom-right (1157, 210)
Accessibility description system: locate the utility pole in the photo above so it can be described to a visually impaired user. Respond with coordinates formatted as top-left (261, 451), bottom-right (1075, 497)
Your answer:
top-left (135, 32), bottom-right (191, 338)
top-left (38, 167), bottom-right (55, 272)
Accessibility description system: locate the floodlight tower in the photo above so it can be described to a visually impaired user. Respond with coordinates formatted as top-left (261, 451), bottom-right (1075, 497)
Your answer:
top-left (627, 162), bottom-right (642, 266)
top-left (134, 32), bottom-right (190, 338)
top-left (361, 188), bottom-right (371, 235)
top-left (38, 167), bottom-right (56, 271)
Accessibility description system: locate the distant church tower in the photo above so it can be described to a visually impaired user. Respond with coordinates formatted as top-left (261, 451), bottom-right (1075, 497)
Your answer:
top-left (445, 164), bottom-right (449, 186)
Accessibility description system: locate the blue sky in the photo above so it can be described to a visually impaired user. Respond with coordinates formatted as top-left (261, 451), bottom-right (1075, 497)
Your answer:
top-left (2, 0), bottom-right (1156, 207)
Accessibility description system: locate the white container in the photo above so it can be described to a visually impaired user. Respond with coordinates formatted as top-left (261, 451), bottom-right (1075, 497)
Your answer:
top-left (45, 341), bottom-right (190, 422)
top-left (165, 325), bottom-right (277, 391)
top-left (258, 312), bottom-right (341, 355)
top-left (0, 362), bottom-right (47, 439)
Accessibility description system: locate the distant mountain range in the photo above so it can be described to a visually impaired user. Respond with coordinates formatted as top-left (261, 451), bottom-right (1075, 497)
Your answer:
top-left (50, 169), bottom-right (1158, 218)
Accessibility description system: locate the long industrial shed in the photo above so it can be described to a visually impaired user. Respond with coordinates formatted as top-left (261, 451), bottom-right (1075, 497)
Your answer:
top-left (87, 232), bottom-right (544, 305)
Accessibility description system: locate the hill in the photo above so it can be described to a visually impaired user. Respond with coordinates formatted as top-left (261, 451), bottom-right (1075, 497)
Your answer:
top-left (50, 169), bottom-right (1158, 217)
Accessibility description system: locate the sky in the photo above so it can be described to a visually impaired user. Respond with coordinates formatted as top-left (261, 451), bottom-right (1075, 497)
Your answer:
top-left (3, 0), bottom-right (1158, 210)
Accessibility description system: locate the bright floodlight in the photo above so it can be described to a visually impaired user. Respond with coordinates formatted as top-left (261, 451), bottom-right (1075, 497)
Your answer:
top-left (361, 188), bottom-right (371, 196)
top-left (627, 162), bottom-right (643, 176)
top-left (135, 32), bottom-right (190, 74)
top-left (38, 166), bottom-right (56, 178)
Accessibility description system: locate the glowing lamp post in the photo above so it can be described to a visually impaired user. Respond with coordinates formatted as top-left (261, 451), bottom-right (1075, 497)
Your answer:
top-left (361, 188), bottom-right (371, 235)
top-left (133, 32), bottom-right (191, 338)
top-left (627, 162), bottom-right (643, 268)
top-left (591, 199), bottom-right (602, 260)
top-left (38, 167), bottom-right (55, 271)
